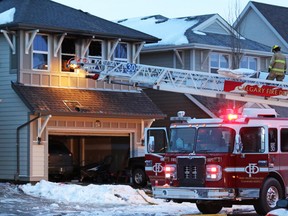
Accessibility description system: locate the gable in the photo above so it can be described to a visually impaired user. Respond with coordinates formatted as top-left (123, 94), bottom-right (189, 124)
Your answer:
top-left (202, 21), bottom-right (230, 35)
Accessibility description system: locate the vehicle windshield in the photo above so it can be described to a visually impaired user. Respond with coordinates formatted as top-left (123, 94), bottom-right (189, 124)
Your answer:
top-left (168, 127), bottom-right (235, 153)
top-left (195, 127), bottom-right (235, 153)
top-left (168, 127), bottom-right (196, 152)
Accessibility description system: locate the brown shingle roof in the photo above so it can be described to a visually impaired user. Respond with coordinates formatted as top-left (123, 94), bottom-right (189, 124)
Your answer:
top-left (12, 83), bottom-right (165, 119)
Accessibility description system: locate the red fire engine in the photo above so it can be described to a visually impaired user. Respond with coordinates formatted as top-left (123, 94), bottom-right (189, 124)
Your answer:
top-left (69, 59), bottom-right (288, 215)
top-left (145, 108), bottom-right (288, 215)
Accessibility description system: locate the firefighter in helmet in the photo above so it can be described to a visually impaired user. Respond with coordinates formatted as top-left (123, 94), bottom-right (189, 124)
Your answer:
top-left (266, 45), bottom-right (286, 81)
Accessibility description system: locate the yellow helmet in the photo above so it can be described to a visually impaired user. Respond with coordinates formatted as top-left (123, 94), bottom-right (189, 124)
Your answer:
top-left (272, 45), bottom-right (280, 52)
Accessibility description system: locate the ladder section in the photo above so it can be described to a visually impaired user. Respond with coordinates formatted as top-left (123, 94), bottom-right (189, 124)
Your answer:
top-left (70, 58), bottom-right (288, 107)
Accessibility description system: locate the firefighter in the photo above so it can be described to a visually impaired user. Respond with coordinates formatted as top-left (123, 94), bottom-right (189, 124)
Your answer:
top-left (266, 45), bottom-right (287, 81)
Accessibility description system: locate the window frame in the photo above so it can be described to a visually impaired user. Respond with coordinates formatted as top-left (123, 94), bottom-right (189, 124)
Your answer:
top-left (32, 34), bottom-right (49, 71)
top-left (210, 52), bottom-right (230, 73)
top-left (61, 37), bottom-right (76, 73)
top-left (114, 42), bottom-right (128, 62)
top-left (240, 56), bottom-right (258, 70)
top-left (88, 39), bottom-right (103, 60)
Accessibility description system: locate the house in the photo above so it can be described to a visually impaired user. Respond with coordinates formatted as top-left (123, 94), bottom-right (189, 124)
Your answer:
top-left (235, 1), bottom-right (288, 53)
top-left (116, 14), bottom-right (274, 127)
top-left (0, 0), bottom-right (165, 182)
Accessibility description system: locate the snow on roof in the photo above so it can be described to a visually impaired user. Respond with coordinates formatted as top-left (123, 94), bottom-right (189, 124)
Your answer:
top-left (117, 16), bottom-right (199, 46)
top-left (0, 8), bottom-right (15, 25)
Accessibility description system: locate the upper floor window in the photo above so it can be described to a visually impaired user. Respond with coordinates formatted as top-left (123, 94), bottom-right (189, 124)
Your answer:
top-left (88, 40), bottom-right (102, 59)
top-left (61, 38), bottom-right (76, 72)
top-left (33, 34), bottom-right (48, 70)
top-left (240, 56), bottom-right (258, 70)
top-left (114, 43), bottom-right (128, 61)
top-left (210, 52), bottom-right (229, 73)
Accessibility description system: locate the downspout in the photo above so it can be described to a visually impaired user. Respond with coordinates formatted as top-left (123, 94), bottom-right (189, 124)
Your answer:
top-left (15, 114), bottom-right (41, 181)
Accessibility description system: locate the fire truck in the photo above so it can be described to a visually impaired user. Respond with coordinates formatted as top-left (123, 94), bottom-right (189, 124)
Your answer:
top-left (69, 58), bottom-right (288, 215)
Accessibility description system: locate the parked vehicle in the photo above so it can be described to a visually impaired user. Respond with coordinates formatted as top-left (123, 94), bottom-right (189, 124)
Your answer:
top-left (80, 155), bottom-right (114, 184)
top-left (127, 156), bottom-right (148, 188)
top-left (266, 199), bottom-right (288, 216)
top-left (48, 140), bottom-right (74, 181)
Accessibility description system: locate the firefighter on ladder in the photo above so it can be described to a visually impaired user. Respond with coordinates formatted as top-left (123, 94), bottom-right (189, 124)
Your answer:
top-left (266, 45), bottom-right (287, 81)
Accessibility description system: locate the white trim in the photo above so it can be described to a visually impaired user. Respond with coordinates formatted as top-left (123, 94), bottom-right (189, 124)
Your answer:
top-left (25, 29), bottom-right (39, 54)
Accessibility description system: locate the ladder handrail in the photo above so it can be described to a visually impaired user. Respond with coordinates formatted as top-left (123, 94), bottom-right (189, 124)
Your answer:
top-left (70, 58), bottom-right (288, 107)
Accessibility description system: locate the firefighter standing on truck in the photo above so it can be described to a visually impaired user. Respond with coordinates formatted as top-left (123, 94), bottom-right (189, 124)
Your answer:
top-left (266, 45), bottom-right (287, 81)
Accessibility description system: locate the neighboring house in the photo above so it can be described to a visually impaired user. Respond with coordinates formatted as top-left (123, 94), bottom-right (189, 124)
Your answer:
top-left (117, 14), bottom-right (275, 127)
top-left (235, 1), bottom-right (288, 53)
top-left (0, 0), bottom-right (165, 182)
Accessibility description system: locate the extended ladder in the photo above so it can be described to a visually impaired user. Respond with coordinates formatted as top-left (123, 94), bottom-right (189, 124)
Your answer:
top-left (70, 58), bottom-right (288, 107)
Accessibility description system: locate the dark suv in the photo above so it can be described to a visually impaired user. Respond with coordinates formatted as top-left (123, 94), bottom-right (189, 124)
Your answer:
top-left (48, 140), bottom-right (74, 181)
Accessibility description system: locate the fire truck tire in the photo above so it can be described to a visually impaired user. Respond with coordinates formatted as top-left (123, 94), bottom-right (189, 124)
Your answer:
top-left (254, 177), bottom-right (283, 215)
top-left (132, 168), bottom-right (147, 188)
top-left (196, 201), bottom-right (222, 214)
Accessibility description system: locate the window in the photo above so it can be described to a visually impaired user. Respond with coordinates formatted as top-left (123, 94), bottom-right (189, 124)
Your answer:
top-left (195, 127), bottom-right (235, 153)
top-left (269, 128), bottom-right (277, 152)
top-left (147, 129), bottom-right (167, 153)
top-left (240, 56), bottom-right (258, 70)
top-left (169, 128), bottom-right (196, 152)
top-left (240, 127), bottom-right (265, 153)
top-left (114, 43), bottom-right (128, 61)
top-left (280, 128), bottom-right (288, 152)
top-left (33, 34), bottom-right (48, 70)
top-left (210, 52), bottom-right (229, 73)
top-left (61, 38), bottom-right (76, 72)
top-left (88, 40), bottom-right (102, 58)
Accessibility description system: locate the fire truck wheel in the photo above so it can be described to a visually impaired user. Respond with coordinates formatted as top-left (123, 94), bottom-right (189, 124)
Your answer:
top-left (196, 201), bottom-right (222, 214)
top-left (254, 177), bottom-right (283, 215)
top-left (132, 168), bottom-right (147, 188)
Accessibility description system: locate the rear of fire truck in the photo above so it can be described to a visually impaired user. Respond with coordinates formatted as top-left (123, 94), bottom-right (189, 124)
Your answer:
top-left (144, 109), bottom-right (287, 215)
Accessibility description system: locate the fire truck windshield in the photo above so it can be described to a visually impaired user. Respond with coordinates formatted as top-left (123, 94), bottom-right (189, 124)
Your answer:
top-left (168, 127), bottom-right (235, 153)
top-left (195, 127), bottom-right (235, 153)
top-left (168, 128), bottom-right (196, 152)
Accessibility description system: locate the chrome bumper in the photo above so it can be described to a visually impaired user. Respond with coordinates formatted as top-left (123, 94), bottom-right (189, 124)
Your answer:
top-left (153, 186), bottom-right (236, 200)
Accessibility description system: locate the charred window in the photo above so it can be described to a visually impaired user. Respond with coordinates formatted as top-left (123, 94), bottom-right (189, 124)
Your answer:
top-left (88, 40), bottom-right (102, 58)
top-left (61, 38), bottom-right (76, 72)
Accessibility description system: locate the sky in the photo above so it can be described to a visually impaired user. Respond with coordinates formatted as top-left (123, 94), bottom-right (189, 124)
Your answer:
top-left (52, 0), bottom-right (288, 21)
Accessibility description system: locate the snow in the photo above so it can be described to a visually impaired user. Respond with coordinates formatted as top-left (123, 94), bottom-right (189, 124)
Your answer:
top-left (11, 180), bottom-right (257, 215)
top-left (0, 8), bottom-right (15, 25)
top-left (117, 16), bottom-right (198, 46)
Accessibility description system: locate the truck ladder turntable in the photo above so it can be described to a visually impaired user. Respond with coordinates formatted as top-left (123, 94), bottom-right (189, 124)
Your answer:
top-left (70, 59), bottom-right (288, 108)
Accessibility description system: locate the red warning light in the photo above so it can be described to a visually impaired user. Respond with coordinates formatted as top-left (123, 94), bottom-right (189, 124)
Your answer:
top-left (227, 113), bottom-right (238, 121)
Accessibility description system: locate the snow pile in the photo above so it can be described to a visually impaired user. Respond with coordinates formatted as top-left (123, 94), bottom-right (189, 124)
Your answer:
top-left (20, 180), bottom-right (159, 205)
top-left (117, 16), bottom-right (198, 46)
top-left (217, 68), bottom-right (257, 78)
top-left (0, 8), bottom-right (15, 25)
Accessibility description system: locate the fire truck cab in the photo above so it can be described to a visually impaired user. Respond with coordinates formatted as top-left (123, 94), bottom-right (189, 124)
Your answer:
top-left (144, 108), bottom-right (288, 215)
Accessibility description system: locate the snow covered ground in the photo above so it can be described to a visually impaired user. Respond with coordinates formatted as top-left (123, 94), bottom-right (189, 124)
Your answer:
top-left (0, 180), bottom-right (259, 216)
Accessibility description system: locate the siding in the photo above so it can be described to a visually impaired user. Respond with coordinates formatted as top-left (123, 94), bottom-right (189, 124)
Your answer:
top-left (0, 35), bottom-right (31, 181)
top-left (239, 9), bottom-right (285, 52)
top-left (203, 22), bottom-right (229, 35)
top-left (140, 51), bottom-right (174, 67)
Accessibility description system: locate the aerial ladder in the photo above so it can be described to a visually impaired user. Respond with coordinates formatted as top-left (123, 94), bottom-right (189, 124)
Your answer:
top-left (68, 58), bottom-right (288, 107)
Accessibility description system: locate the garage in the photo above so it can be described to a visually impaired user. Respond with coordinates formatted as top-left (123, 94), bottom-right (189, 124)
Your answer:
top-left (48, 135), bottom-right (130, 183)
